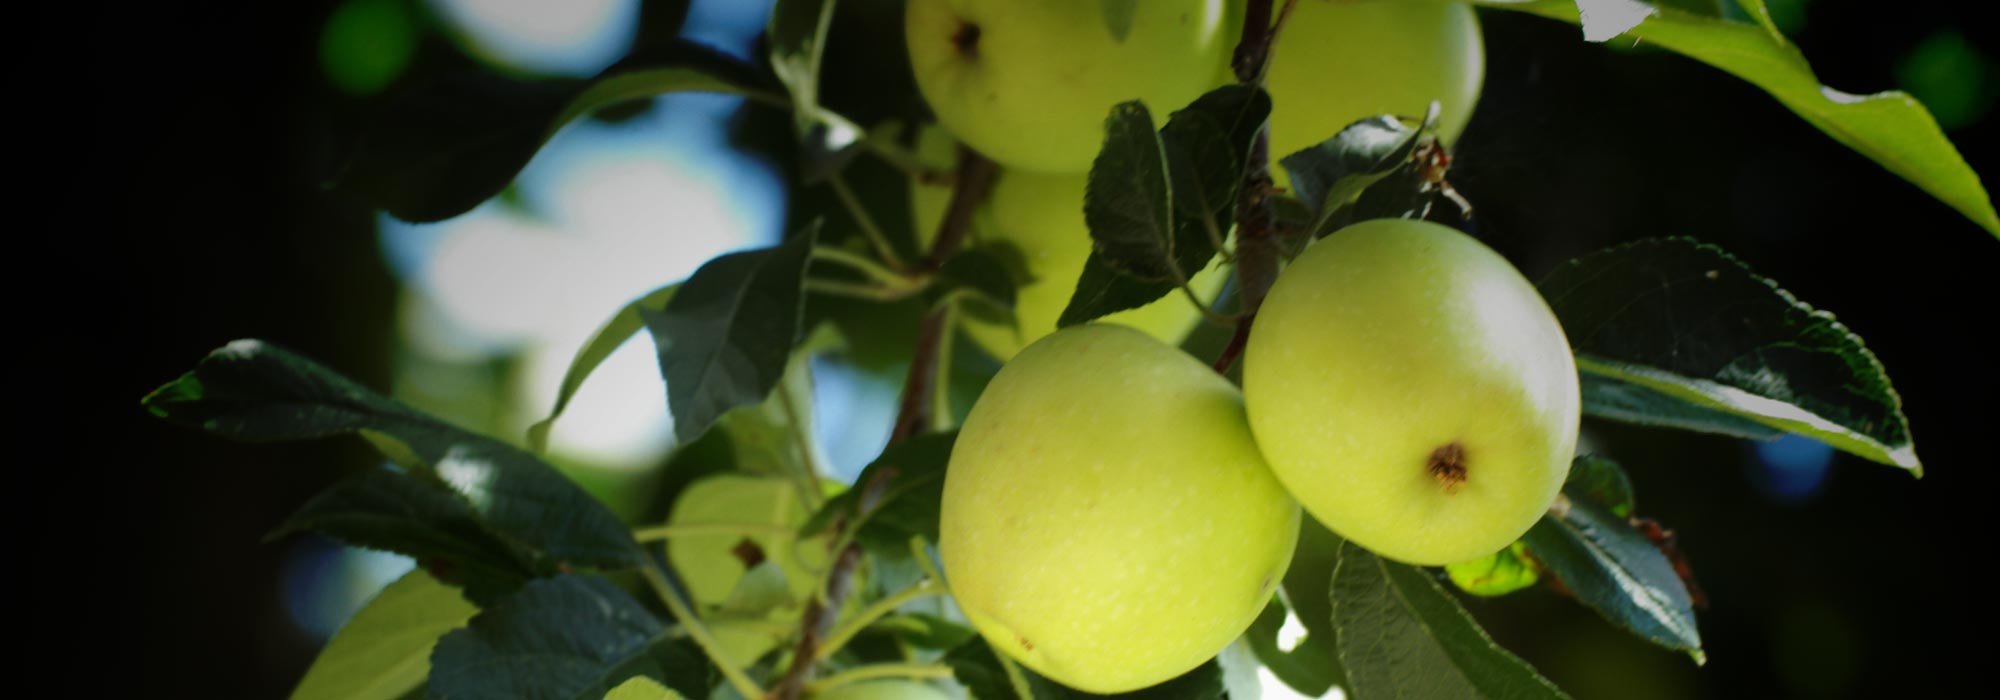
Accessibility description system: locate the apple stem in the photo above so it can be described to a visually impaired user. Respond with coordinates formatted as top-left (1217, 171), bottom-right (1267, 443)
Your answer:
top-left (920, 147), bottom-right (999, 271)
top-left (1213, 0), bottom-right (1295, 376)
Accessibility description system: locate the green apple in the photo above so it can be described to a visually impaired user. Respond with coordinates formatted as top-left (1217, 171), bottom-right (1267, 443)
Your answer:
top-left (906, 0), bottom-right (1232, 173)
top-left (959, 169), bottom-right (1231, 360)
top-left (941, 324), bottom-right (1300, 693)
top-left (1263, 0), bottom-right (1484, 165)
top-left (813, 680), bottom-right (954, 700)
top-left (1242, 218), bottom-right (1578, 566)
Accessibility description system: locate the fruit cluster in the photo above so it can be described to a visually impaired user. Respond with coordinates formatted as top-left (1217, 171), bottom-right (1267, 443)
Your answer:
top-left (908, 0), bottom-right (1579, 693)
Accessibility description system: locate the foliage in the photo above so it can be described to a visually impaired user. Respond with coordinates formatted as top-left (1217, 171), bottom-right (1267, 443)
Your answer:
top-left (144, 1), bottom-right (1977, 698)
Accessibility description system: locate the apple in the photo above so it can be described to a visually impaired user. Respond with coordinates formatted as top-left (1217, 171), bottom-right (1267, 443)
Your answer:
top-left (941, 324), bottom-right (1301, 693)
top-left (813, 680), bottom-right (954, 700)
top-left (906, 0), bottom-right (1233, 173)
top-left (1262, 0), bottom-right (1484, 165)
top-left (958, 169), bottom-right (1232, 360)
top-left (1242, 218), bottom-right (1578, 566)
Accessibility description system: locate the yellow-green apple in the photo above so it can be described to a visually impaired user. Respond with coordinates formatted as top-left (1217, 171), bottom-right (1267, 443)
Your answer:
top-left (941, 324), bottom-right (1301, 692)
top-left (1263, 1), bottom-right (1484, 165)
top-left (906, 0), bottom-right (1233, 173)
top-left (1242, 218), bottom-right (1578, 566)
top-left (959, 169), bottom-right (1231, 360)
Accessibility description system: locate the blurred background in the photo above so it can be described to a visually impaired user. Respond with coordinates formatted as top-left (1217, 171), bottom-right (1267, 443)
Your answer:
top-left (53, 0), bottom-right (1997, 697)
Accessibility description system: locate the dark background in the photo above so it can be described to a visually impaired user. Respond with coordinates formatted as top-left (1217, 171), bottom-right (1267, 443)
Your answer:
top-left (49, 1), bottom-right (1998, 697)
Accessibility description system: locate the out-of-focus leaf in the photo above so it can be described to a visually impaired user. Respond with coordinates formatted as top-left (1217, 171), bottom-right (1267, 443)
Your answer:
top-left (143, 340), bottom-right (643, 603)
top-left (290, 570), bottom-right (476, 700)
top-left (333, 40), bottom-right (783, 222)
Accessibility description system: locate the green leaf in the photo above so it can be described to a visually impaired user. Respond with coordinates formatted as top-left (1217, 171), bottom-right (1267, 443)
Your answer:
top-left (872, 612), bottom-right (979, 651)
top-left (529, 284), bottom-right (678, 452)
top-left (1243, 597), bottom-right (1342, 697)
top-left (1060, 86), bottom-right (1268, 326)
top-left (331, 40), bottom-right (783, 222)
top-left (719, 561), bottom-right (795, 617)
top-left (274, 467), bottom-right (542, 603)
top-left (1580, 372), bottom-right (1783, 442)
top-left (799, 431), bottom-right (958, 549)
top-left (1278, 517), bottom-right (1346, 687)
top-left (604, 677), bottom-right (682, 700)
top-left (142, 341), bottom-right (645, 583)
top-left (1082, 101), bottom-right (1175, 280)
top-left (1521, 495), bottom-right (1705, 663)
top-left (1444, 542), bottom-right (1543, 598)
top-left (290, 570), bottom-right (476, 700)
top-left (1331, 541), bottom-right (1568, 700)
top-left (936, 246), bottom-right (1022, 328)
top-left (1538, 238), bottom-right (1920, 473)
top-left (1564, 455), bottom-right (1636, 517)
top-left (1278, 114), bottom-right (1426, 239)
top-left (1480, 0), bottom-right (1997, 237)
top-left (644, 225), bottom-right (819, 444)
top-left (429, 576), bottom-right (710, 700)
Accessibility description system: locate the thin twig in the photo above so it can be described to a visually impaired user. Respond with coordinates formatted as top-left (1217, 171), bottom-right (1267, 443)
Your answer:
top-left (807, 663), bottom-right (956, 694)
top-left (639, 565), bottom-right (767, 699)
top-left (771, 144), bottom-right (989, 700)
top-left (1216, 0), bottom-right (1293, 375)
top-left (815, 581), bottom-right (950, 661)
top-left (827, 173), bottom-right (911, 272)
top-left (920, 147), bottom-right (998, 270)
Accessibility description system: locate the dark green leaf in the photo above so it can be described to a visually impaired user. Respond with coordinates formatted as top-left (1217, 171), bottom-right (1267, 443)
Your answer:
top-left (1061, 86), bottom-right (1267, 326)
top-left (1278, 114), bottom-right (1425, 239)
top-left (1538, 238), bottom-right (1919, 472)
top-left (1480, 0), bottom-right (1997, 237)
top-left (1564, 455), bottom-right (1637, 517)
top-left (1083, 101), bottom-right (1175, 280)
top-left (1243, 598), bottom-right (1341, 697)
top-left (291, 570), bottom-right (477, 700)
top-left (428, 576), bottom-right (709, 700)
top-left (529, 284), bottom-right (677, 452)
top-left (1055, 254), bottom-right (1178, 328)
top-left (274, 467), bottom-right (542, 603)
top-left (1580, 372), bottom-right (1783, 442)
top-left (332, 41), bottom-right (782, 222)
top-left (1522, 496), bottom-right (1705, 663)
top-left (644, 225), bottom-right (819, 444)
top-left (945, 640), bottom-right (1068, 700)
top-left (799, 431), bottom-right (958, 549)
top-left (1331, 541), bottom-right (1568, 700)
top-left (936, 247), bottom-right (1021, 327)
top-left (143, 341), bottom-right (645, 580)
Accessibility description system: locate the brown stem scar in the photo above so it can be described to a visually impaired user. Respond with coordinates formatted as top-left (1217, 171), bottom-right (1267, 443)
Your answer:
top-left (1429, 441), bottom-right (1469, 493)
top-left (952, 20), bottom-right (981, 57)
